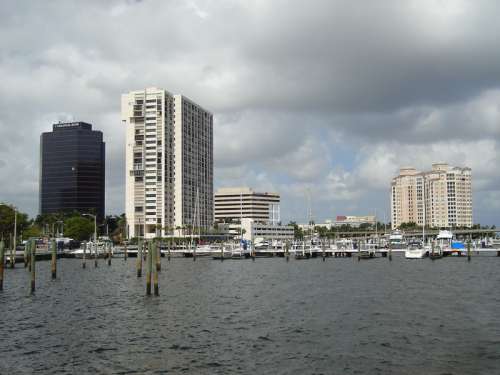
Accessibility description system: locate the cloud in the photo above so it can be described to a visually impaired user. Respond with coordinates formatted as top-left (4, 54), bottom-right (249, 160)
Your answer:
top-left (0, 0), bottom-right (498, 226)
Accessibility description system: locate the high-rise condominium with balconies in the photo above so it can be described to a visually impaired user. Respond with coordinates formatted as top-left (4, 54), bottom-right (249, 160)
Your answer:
top-left (122, 87), bottom-right (213, 238)
top-left (391, 163), bottom-right (472, 229)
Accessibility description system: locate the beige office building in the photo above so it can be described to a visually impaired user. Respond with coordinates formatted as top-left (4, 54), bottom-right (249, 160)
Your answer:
top-left (122, 87), bottom-right (213, 238)
top-left (214, 187), bottom-right (280, 224)
top-left (391, 163), bottom-right (472, 229)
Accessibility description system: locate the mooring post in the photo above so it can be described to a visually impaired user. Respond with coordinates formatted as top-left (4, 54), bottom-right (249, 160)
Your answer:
top-left (94, 241), bottom-right (98, 268)
top-left (124, 242), bottom-right (128, 261)
top-left (153, 242), bottom-right (159, 296)
top-left (10, 233), bottom-right (15, 268)
top-left (322, 240), bottom-right (326, 262)
top-left (467, 239), bottom-right (471, 262)
top-left (388, 241), bottom-right (392, 261)
top-left (285, 241), bottom-right (290, 262)
top-left (30, 239), bottom-right (36, 294)
top-left (82, 241), bottom-right (87, 269)
top-left (107, 242), bottom-right (112, 266)
top-left (24, 240), bottom-right (28, 268)
top-left (156, 240), bottom-right (161, 272)
top-left (146, 241), bottom-right (152, 296)
top-left (0, 240), bottom-right (5, 291)
top-left (27, 240), bottom-right (32, 272)
top-left (137, 238), bottom-right (143, 278)
top-left (51, 239), bottom-right (57, 280)
top-left (167, 239), bottom-right (171, 262)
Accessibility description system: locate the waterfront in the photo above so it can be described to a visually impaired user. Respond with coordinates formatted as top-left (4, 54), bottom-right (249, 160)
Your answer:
top-left (1, 256), bottom-right (499, 374)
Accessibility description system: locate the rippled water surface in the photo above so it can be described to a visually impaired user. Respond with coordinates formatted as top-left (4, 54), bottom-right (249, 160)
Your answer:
top-left (1, 255), bottom-right (500, 374)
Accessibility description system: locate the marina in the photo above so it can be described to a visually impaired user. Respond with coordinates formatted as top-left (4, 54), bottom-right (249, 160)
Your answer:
top-left (4, 236), bottom-right (500, 264)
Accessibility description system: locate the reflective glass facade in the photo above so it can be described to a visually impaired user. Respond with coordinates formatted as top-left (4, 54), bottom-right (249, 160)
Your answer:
top-left (40, 122), bottom-right (105, 220)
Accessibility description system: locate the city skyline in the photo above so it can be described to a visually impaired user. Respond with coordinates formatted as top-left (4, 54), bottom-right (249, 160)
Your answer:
top-left (0, 1), bottom-right (499, 225)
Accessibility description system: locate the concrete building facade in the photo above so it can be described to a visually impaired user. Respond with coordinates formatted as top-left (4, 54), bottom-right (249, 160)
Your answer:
top-left (122, 87), bottom-right (213, 238)
top-left (241, 218), bottom-right (294, 242)
top-left (391, 163), bottom-right (472, 229)
top-left (214, 187), bottom-right (280, 224)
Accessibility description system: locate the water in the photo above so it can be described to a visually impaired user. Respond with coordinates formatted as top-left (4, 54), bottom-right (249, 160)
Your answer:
top-left (1, 255), bottom-right (499, 374)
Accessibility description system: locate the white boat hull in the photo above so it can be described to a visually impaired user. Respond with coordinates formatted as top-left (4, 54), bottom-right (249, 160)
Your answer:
top-left (405, 248), bottom-right (426, 259)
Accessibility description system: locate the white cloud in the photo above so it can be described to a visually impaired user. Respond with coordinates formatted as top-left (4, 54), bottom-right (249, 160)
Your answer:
top-left (0, 0), bottom-right (498, 226)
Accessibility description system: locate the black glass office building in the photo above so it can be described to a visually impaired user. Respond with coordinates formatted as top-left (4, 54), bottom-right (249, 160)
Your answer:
top-left (40, 122), bottom-right (105, 220)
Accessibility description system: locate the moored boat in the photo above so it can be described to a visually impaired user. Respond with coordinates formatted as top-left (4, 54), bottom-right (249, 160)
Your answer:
top-left (405, 241), bottom-right (426, 259)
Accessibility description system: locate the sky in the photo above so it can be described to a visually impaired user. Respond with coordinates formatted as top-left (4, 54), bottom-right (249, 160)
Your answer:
top-left (0, 0), bottom-right (499, 225)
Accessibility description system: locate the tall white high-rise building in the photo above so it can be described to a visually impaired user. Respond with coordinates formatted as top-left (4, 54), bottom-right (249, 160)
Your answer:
top-left (391, 163), bottom-right (472, 229)
top-left (122, 87), bottom-right (213, 238)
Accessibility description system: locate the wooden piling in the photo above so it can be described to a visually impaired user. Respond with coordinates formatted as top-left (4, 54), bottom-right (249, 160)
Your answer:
top-left (30, 239), bottom-right (36, 294)
top-left (136, 238), bottom-right (143, 278)
top-left (146, 241), bottom-right (152, 296)
top-left (51, 239), bottom-right (57, 280)
top-left (285, 241), bottom-right (289, 262)
top-left (107, 242), bottom-right (112, 266)
top-left (153, 242), bottom-right (159, 296)
top-left (0, 240), bottom-right (5, 291)
top-left (322, 241), bottom-right (326, 262)
top-left (27, 240), bottom-right (32, 272)
top-left (94, 242), bottom-right (98, 268)
top-left (10, 233), bottom-right (15, 268)
top-left (156, 241), bottom-right (161, 272)
top-left (467, 240), bottom-right (471, 262)
top-left (82, 241), bottom-right (87, 269)
top-left (24, 241), bottom-right (28, 268)
top-left (124, 242), bottom-right (128, 261)
top-left (388, 241), bottom-right (392, 261)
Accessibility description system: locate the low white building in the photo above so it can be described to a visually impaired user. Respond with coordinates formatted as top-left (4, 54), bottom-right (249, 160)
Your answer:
top-left (240, 218), bottom-right (294, 242)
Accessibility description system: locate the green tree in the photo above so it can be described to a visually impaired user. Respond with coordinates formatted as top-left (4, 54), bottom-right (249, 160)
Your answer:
top-left (0, 203), bottom-right (30, 247)
top-left (288, 221), bottom-right (304, 240)
top-left (22, 225), bottom-right (43, 239)
top-left (64, 216), bottom-right (94, 241)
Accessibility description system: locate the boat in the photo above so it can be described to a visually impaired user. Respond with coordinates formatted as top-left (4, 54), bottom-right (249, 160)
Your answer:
top-left (389, 230), bottom-right (406, 249)
top-left (429, 245), bottom-right (443, 259)
top-left (294, 242), bottom-right (310, 260)
top-left (436, 230), bottom-right (457, 256)
top-left (405, 241), bottom-right (426, 259)
top-left (358, 243), bottom-right (377, 259)
top-left (491, 238), bottom-right (500, 249)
